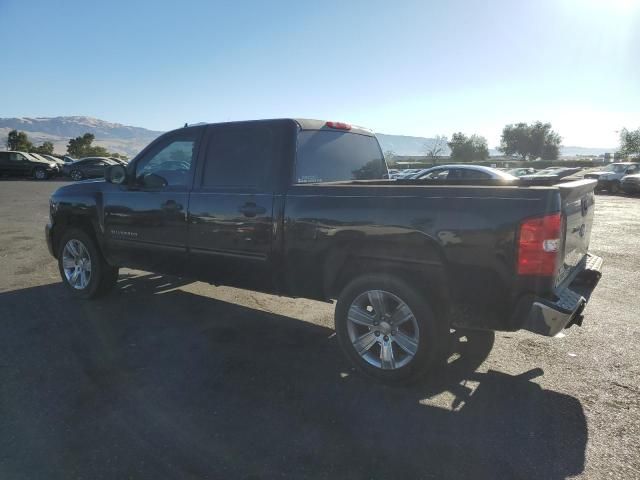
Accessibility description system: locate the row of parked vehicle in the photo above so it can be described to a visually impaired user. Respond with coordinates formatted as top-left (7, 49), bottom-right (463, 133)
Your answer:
top-left (0, 151), bottom-right (128, 181)
top-left (388, 162), bottom-right (640, 194)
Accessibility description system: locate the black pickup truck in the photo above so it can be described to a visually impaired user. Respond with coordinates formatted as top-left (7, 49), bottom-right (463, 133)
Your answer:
top-left (46, 119), bottom-right (602, 382)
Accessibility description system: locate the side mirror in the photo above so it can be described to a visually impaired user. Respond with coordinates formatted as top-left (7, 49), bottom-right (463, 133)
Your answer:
top-left (105, 164), bottom-right (127, 184)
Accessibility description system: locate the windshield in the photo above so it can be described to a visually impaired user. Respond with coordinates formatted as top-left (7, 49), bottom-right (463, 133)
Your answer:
top-left (295, 130), bottom-right (387, 183)
top-left (604, 164), bottom-right (628, 173)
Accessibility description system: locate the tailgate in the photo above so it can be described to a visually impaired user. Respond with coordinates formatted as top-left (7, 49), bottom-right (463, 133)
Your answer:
top-left (556, 179), bottom-right (597, 286)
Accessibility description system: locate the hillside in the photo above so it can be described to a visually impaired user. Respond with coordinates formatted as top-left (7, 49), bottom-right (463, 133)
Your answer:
top-left (0, 116), bottom-right (163, 157)
top-left (0, 116), bottom-right (616, 158)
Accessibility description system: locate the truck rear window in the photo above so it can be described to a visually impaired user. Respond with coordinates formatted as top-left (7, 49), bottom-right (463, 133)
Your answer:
top-left (294, 130), bottom-right (387, 184)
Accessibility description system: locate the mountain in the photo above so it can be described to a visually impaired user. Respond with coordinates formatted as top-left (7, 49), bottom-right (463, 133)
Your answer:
top-left (375, 133), bottom-right (451, 157)
top-left (0, 116), bottom-right (616, 159)
top-left (0, 116), bottom-right (164, 157)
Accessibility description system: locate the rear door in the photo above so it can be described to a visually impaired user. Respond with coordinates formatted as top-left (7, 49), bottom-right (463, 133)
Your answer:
top-left (556, 180), bottom-right (597, 286)
top-left (187, 120), bottom-right (292, 291)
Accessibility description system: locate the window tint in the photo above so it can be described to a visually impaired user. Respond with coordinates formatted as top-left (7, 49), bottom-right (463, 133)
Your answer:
top-left (135, 131), bottom-right (198, 187)
top-left (295, 131), bottom-right (386, 183)
top-left (202, 122), bottom-right (285, 188)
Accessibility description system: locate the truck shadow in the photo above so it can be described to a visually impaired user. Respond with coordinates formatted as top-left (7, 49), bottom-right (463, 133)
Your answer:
top-left (0, 273), bottom-right (587, 480)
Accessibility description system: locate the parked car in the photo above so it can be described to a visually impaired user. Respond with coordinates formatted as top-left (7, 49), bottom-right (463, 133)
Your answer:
top-left (62, 157), bottom-right (118, 181)
top-left (621, 173), bottom-right (640, 195)
top-left (412, 164), bottom-right (518, 181)
top-left (29, 153), bottom-right (61, 175)
top-left (507, 167), bottom-right (537, 177)
top-left (0, 150), bottom-right (59, 179)
top-left (45, 118), bottom-right (602, 383)
top-left (583, 162), bottom-right (640, 194)
top-left (42, 154), bottom-right (66, 167)
top-left (520, 167), bottom-right (582, 182)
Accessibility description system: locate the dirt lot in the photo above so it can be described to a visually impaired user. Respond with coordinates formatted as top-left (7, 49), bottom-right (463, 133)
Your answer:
top-left (0, 179), bottom-right (638, 480)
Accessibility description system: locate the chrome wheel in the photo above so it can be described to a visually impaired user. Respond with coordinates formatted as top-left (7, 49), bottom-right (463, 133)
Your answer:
top-left (62, 239), bottom-right (92, 290)
top-left (71, 170), bottom-right (82, 181)
top-left (34, 168), bottom-right (46, 180)
top-left (346, 290), bottom-right (420, 370)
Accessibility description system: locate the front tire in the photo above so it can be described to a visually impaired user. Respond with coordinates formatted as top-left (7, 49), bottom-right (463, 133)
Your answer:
top-left (58, 228), bottom-right (119, 299)
top-left (335, 274), bottom-right (447, 384)
top-left (33, 167), bottom-right (48, 180)
top-left (70, 169), bottom-right (83, 181)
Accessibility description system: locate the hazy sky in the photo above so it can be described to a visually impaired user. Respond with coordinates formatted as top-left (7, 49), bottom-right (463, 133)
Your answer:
top-left (1, 0), bottom-right (638, 147)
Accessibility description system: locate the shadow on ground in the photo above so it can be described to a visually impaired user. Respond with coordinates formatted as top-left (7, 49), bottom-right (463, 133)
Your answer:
top-left (0, 273), bottom-right (587, 479)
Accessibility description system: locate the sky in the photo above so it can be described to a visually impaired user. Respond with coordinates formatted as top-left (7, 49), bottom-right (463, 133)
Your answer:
top-left (0, 0), bottom-right (638, 148)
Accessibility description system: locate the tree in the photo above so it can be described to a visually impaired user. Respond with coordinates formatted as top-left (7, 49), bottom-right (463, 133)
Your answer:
top-left (67, 133), bottom-right (110, 157)
top-left (448, 132), bottom-right (489, 162)
top-left (383, 150), bottom-right (396, 162)
top-left (499, 122), bottom-right (562, 161)
top-left (6, 130), bottom-right (33, 151)
top-left (424, 135), bottom-right (447, 161)
top-left (619, 127), bottom-right (640, 158)
top-left (110, 152), bottom-right (129, 161)
top-left (31, 141), bottom-right (54, 155)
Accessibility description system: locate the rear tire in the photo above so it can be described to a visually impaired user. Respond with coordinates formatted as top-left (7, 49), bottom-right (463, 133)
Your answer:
top-left (58, 228), bottom-right (119, 299)
top-left (335, 274), bottom-right (448, 384)
top-left (610, 182), bottom-right (620, 194)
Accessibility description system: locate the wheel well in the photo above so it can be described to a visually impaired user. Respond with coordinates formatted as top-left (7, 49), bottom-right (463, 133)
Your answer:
top-left (51, 216), bottom-right (98, 257)
top-left (328, 257), bottom-right (450, 318)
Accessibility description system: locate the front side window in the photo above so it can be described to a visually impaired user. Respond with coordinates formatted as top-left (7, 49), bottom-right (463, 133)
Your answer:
top-left (135, 132), bottom-right (198, 187)
top-left (295, 131), bottom-right (386, 184)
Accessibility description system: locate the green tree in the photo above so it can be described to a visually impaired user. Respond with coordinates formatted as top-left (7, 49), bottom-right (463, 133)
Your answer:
top-left (67, 133), bottom-right (96, 157)
top-left (6, 130), bottom-right (33, 151)
top-left (66, 133), bottom-right (111, 157)
top-left (31, 141), bottom-right (54, 155)
top-left (448, 132), bottom-right (489, 162)
top-left (619, 127), bottom-right (640, 158)
top-left (110, 152), bottom-right (129, 161)
top-left (499, 122), bottom-right (562, 161)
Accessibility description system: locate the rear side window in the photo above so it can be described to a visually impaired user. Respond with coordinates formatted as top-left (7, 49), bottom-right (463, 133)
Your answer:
top-left (460, 169), bottom-right (491, 180)
top-left (295, 131), bottom-right (387, 184)
top-left (202, 122), bottom-right (287, 188)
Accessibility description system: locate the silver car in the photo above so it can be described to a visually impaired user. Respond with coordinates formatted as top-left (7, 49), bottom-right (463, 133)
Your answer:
top-left (413, 164), bottom-right (518, 181)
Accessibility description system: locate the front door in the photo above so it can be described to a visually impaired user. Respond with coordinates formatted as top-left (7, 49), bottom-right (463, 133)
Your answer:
top-left (102, 127), bottom-right (204, 275)
top-left (6, 152), bottom-right (31, 176)
top-left (187, 120), bottom-right (292, 292)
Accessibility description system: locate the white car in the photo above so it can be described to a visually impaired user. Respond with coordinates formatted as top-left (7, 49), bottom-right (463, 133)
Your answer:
top-left (412, 164), bottom-right (518, 181)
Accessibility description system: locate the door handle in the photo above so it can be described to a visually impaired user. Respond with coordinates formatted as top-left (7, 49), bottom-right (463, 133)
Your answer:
top-left (238, 202), bottom-right (266, 218)
top-left (161, 200), bottom-right (183, 211)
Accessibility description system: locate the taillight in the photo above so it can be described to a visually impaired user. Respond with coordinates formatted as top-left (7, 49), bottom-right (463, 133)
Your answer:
top-left (517, 213), bottom-right (562, 276)
top-left (325, 121), bottom-right (351, 130)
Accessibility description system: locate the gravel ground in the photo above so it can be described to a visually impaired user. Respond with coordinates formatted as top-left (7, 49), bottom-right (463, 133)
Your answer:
top-left (0, 179), bottom-right (638, 480)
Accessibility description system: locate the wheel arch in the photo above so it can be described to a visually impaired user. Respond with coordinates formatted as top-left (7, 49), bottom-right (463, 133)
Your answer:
top-left (323, 241), bottom-right (451, 319)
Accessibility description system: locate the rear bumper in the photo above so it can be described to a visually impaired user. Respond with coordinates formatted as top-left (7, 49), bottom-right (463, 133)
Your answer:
top-left (523, 254), bottom-right (603, 336)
